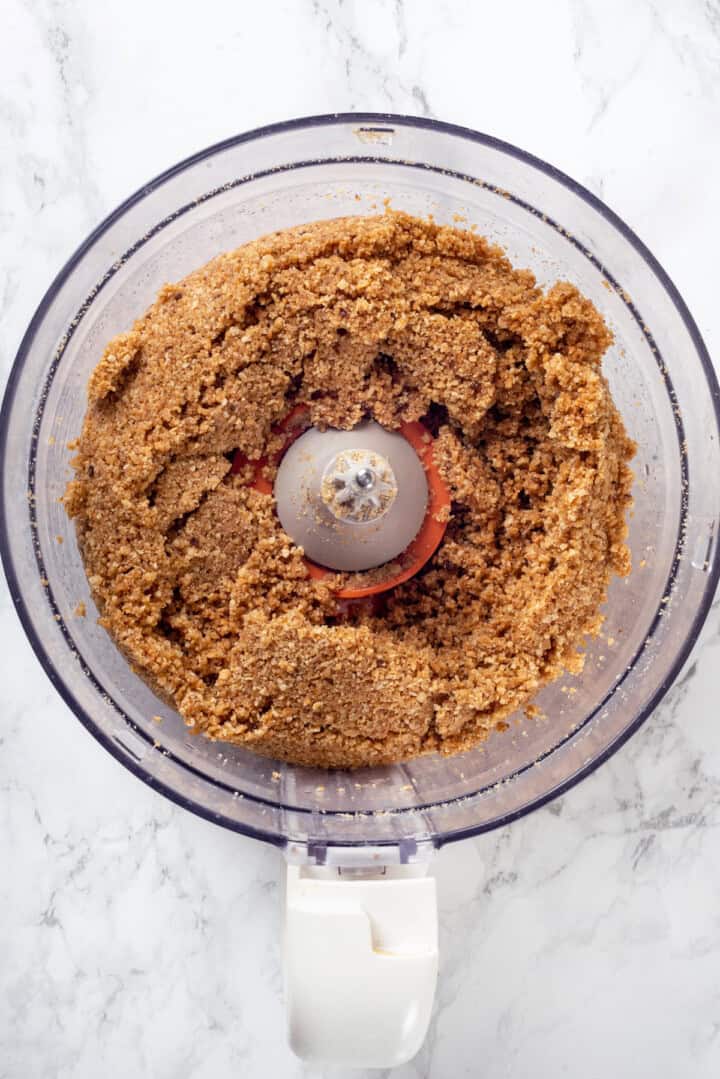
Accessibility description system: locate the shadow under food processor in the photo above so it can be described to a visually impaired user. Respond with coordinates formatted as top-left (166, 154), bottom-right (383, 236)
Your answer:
top-left (2, 115), bottom-right (719, 1067)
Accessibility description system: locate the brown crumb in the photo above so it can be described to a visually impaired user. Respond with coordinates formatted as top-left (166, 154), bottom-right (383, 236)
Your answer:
top-left (74, 601), bottom-right (86, 617)
top-left (65, 211), bottom-right (634, 768)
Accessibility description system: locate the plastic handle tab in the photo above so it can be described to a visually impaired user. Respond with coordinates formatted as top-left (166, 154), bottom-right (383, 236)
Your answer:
top-left (284, 865), bottom-right (438, 1067)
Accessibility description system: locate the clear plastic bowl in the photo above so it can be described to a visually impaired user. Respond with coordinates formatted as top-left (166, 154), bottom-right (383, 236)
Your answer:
top-left (2, 114), bottom-right (719, 858)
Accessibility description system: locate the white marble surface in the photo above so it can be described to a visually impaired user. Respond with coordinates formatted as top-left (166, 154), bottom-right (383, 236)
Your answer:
top-left (2, 1), bottom-right (720, 1076)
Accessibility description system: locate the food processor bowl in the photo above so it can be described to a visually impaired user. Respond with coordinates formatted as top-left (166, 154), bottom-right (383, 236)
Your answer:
top-left (2, 115), bottom-right (719, 1066)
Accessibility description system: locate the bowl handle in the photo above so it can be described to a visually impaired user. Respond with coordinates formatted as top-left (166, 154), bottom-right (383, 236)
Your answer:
top-left (284, 864), bottom-right (438, 1068)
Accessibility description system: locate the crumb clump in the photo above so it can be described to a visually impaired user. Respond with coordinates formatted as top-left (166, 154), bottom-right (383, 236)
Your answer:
top-left (64, 212), bottom-right (634, 768)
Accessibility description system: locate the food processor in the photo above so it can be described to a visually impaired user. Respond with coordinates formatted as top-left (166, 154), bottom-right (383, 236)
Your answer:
top-left (2, 114), bottom-right (719, 1068)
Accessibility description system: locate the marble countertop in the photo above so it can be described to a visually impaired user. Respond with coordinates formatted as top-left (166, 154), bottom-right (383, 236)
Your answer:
top-left (2, 1), bottom-right (720, 1076)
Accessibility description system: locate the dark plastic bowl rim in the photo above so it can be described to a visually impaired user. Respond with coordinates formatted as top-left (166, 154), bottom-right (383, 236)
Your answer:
top-left (1, 112), bottom-right (719, 850)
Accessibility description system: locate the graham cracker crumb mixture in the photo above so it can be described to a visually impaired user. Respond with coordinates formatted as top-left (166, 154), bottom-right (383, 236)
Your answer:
top-left (64, 212), bottom-right (634, 768)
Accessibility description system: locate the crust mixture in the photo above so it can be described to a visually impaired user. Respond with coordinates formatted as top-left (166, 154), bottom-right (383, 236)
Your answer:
top-left (65, 212), bottom-right (634, 767)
